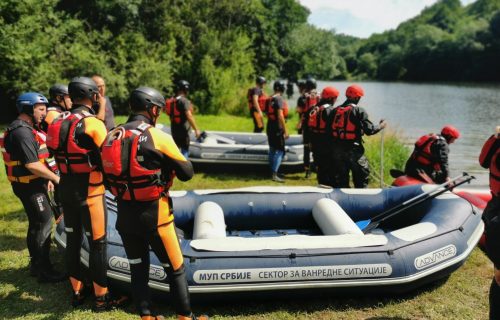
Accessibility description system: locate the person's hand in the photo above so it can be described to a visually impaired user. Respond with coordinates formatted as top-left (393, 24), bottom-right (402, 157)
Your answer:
top-left (284, 131), bottom-right (290, 139)
top-left (379, 119), bottom-right (387, 129)
top-left (47, 181), bottom-right (55, 192)
top-left (195, 129), bottom-right (201, 139)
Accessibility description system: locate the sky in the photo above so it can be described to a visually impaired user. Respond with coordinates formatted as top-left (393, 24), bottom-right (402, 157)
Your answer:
top-left (299, 0), bottom-right (477, 38)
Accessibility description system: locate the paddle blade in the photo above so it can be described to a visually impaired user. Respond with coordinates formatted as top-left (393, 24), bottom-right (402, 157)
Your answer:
top-left (355, 219), bottom-right (371, 231)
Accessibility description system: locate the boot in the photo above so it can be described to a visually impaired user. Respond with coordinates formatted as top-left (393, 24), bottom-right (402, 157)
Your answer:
top-left (305, 169), bottom-right (311, 179)
top-left (272, 173), bottom-right (284, 183)
top-left (178, 314), bottom-right (209, 320)
top-left (71, 286), bottom-right (89, 307)
top-left (93, 292), bottom-right (129, 312)
top-left (37, 262), bottom-right (66, 283)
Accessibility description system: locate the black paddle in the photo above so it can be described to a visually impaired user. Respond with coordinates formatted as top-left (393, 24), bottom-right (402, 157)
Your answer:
top-left (357, 173), bottom-right (475, 234)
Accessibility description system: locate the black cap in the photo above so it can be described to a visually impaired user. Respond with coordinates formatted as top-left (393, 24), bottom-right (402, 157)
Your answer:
top-left (273, 80), bottom-right (286, 92)
top-left (49, 84), bottom-right (69, 100)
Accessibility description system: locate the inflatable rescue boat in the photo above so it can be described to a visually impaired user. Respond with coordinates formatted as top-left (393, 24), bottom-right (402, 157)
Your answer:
top-left (157, 125), bottom-right (305, 169)
top-left (55, 184), bottom-right (483, 297)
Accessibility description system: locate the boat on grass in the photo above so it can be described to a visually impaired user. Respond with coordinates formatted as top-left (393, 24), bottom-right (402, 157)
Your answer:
top-left (54, 185), bottom-right (483, 298)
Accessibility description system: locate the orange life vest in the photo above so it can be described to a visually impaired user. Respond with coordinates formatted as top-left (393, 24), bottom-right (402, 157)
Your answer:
top-left (308, 104), bottom-right (330, 134)
top-left (411, 134), bottom-right (443, 169)
top-left (0, 122), bottom-right (50, 183)
top-left (101, 123), bottom-right (173, 201)
top-left (331, 104), bottom-right (359, 141)
top-left (479, 135), bottom-right (500, 196)
top-left (46, 111), bottom-right (97, 174)
top-left (265, 96), bottom-right (289, 121)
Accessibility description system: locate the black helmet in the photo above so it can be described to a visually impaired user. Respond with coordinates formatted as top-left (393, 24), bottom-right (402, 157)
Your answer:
top-left (176, 80), bottom-right (190, 92)
top-left (130, 86), bottom-right (165, 112)
top-left (305, 77), bottom-right (317, 91)
top-left (273, 80), bottom-right (286, 92)
top-left (49, 84), bottom-right (69, 101)
top-left (256, 76), bottom-right (266, 85)
top-left (68, 77), bottom-right (98, 101)
top-left (16, 92), bottom-right (49, 115)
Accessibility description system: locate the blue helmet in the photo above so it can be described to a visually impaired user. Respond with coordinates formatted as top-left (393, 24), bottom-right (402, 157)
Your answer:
top-left (16, 92), bottom-right (49, 115)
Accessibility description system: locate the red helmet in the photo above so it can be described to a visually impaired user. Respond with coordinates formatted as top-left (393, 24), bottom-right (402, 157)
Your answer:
top-left (441, 125), bottom-right (460, 139)
top-left (346, 84), bottom-right (364, 99)
top-left (321, 86), bottom-right (339, 100)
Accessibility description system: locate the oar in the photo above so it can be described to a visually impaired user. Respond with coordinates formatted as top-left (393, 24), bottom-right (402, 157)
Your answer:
top-left (356, 173), bottom-right (475, 233)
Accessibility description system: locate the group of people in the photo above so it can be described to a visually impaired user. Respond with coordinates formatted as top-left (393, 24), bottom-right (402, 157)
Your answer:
top-left (248, 76), bottom-right (387, 185)
top-left (1, 77), bottom-right (207, 320)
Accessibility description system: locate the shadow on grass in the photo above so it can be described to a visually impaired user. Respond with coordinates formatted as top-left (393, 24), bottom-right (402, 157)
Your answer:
top-left (0, 208), bottom-right (27, 222)
top-left (0, 232), bottom-right (26, 251)
top-left (147, 275), bottom-right (451, 318)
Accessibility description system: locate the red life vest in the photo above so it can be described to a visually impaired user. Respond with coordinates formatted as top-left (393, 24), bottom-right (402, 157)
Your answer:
top-left (35, 130), bottom-right (59, 175)
top-left (46, 111), bottom-right (97, 174)
top-left (308, 104), bottom-right (330, 134)
top-left (265, 96), bottom-right (289, 121)
top-left (247, 88), bottom-right (267, 111)
top-left (479, 135), bottom-right (500, 196)
top-left (331, 104), bottom-right (359, 141)
top-left (0, 123), bottom-right (50, 183)
top-left (101, 123), bottom-right (172, 201)
top-left (411, 134), bottom-right (443, 169)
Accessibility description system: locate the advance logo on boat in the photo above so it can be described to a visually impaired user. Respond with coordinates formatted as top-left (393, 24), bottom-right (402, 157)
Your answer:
top-left (414, 245), bottom-right (457, 270)
top-left (109, 256), bottom-right (167, 281)
top-left (193, 264), bottom-right (392, 284)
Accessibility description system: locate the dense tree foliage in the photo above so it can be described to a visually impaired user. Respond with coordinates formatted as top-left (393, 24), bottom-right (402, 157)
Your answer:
top-left (0, 0), bottom-right (499, 122)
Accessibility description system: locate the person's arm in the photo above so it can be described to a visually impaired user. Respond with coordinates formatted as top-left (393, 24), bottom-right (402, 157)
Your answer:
top-left (149, 128), bottom-right (194, 181)
top-left (186, 110), bottom-right (200, 138)
top-left (434, 139), bottom-right (450, 179)
top-left (95, 93), bottom-right (106, 123)
top-left (25, 162), bottom-right (60, 184)
top-left (252, 94), bottom-right (263, 118)
top-left (83, 117), bottom-right (108, 148)
top-left (357, 107), bottom-right (386, 136)
top-left (278, 109), bottom-right (289, 139)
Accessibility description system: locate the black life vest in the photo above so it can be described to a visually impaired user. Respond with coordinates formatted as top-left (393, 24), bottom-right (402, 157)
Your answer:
top-left (101, 123), bottom-right (173, 201)
top-left (46, 111), bottom-right (97, 174)
top-left (0, 122), bottom-right (50, 183)
top-left (331, 103), bottom-right (359, 141)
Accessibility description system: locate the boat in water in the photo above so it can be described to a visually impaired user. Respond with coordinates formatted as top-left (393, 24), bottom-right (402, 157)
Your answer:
top-left (54, 184), bottom-right (483, 298)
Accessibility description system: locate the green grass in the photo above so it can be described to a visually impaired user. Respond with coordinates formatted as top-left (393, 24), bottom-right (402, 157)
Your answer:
top-left (0, 114), bottom-right (493, 319)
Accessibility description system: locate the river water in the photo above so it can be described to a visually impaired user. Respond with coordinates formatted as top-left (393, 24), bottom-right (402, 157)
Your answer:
top-left (286, 81), bottom-right (500, 187)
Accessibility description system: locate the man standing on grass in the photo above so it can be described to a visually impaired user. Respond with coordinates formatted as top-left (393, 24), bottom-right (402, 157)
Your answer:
top-left (266, 80), bottom-right (289, 182)
top-left (165, 80), bottom-right (201, 158)
top-left (328, 84), bottom-right (386, 188)
top-left (0, 92), bottom-right (65, 283)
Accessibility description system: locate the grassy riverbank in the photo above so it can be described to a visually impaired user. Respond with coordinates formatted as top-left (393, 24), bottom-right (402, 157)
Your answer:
top-left (0, 114), bottom-right (492, 319)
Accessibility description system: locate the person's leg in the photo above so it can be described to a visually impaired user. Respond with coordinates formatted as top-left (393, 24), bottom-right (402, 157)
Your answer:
top-left (60, 195), bottom-right (85, 302)
top-left (13, 184), bottom-right (57, 279)
top-left (119, 231), bottom-right (153, 318)
top-left (490, 270), bottom-right (500, 320)
top-left (350, 146), bottom-right (370, 188)
top-left (82, 194), bottom-right (114, 311)
top-left (151, 222), bottom-right (192, 318)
